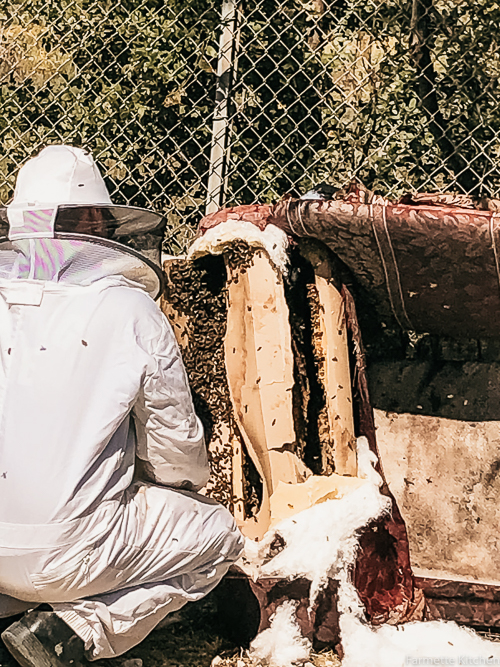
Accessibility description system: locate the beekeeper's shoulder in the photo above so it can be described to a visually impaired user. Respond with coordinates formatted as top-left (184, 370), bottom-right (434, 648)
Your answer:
top-left (97, 282), bottom-right (162, 320)
top-left (99, 282), bottom-right (172, 351)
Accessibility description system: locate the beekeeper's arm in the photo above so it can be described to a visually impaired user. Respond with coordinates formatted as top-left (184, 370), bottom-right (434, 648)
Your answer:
top-left (133, 315), bottom-right (209, 492)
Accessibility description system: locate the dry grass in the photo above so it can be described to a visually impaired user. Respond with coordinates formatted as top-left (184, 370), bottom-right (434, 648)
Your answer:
top-left (209, 648), bottom-right (341, 667)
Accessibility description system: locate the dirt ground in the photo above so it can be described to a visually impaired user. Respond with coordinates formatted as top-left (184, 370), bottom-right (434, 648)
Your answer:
top-left (0, 594), bottom-right (341, 667)
top-left (0, 598), bottom-right (228, 667)
top-left (0, 617), bottom-right (233, 667)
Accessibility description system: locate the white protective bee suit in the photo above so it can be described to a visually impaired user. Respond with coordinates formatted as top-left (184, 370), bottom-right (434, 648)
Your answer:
top-left (0, 146), bottom-right (244, 660)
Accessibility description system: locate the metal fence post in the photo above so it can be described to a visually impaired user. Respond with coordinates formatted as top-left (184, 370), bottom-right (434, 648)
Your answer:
top-left (205, 0), bottom-right (239, 215)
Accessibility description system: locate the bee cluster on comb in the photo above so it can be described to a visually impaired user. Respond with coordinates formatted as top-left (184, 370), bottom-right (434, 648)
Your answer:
top-left (161, 238), bottom-right (356, 536)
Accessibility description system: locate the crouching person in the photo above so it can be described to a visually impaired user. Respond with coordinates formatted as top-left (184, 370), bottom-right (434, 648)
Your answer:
top-left (0, 146), bottom-right (244, 665)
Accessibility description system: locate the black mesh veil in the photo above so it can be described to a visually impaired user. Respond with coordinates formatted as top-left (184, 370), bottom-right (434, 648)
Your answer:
top-left (0, 205), bottom-right (165, 299)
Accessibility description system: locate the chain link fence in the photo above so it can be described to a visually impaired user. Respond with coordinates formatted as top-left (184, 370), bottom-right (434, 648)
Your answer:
top-left (1, 0), bottom-right (500, 253)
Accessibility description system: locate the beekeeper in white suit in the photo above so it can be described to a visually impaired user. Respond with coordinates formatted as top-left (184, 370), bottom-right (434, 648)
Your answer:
top-left (0, 145), bottom-right (244, 666)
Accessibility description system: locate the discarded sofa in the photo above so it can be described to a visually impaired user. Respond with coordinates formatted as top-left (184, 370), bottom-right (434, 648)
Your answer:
top-left (160, 224), bottom-right (423, 649)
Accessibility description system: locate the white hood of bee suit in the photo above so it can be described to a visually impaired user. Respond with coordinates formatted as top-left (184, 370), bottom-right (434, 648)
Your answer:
top-left (8, 145), bottom-right (112, 215)
top-left (0, 146), bottom-right (162, 297)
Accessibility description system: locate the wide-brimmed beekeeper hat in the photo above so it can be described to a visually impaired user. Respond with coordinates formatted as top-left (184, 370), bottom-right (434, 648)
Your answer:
top-left (0, 145), bottom-right (165, 297)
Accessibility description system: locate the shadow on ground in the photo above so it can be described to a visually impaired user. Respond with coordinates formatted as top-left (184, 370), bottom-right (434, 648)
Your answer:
top-left (0, 594), bottom-right (239, 667)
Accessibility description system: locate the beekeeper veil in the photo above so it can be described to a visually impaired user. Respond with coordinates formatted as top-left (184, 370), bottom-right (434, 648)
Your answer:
top-left (0, 145), bottom-right (165, 298)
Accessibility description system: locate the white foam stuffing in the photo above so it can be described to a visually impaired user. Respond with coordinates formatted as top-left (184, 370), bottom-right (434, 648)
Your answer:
top-left (335, 574), bottom-right (500, 665)
top-left (356, 433), bottom-right (382, 485)
top-left (340, 612), bottom-right (500, 666)
top-left (259, 480), bottom-right (390, 608)
top-left (188, 221), bottom-right (289, 274)
top-left (249, 601), bottom-right (312, 667)
top-left (243, 437), bottom-right (389, 608)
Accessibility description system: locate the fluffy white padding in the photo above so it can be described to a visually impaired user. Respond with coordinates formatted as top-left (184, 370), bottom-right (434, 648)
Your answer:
top-left (340, 607), bottom-right (500, 666)
top-left (251, 437), bottom-right (390, 607)
top-left (356, 434), bottom-right (382, 485)
top-left (336, 574), bottom-right (500, 666)
top-left (188, 221), bottom-right (290, 274)
top-left (248, 601), bottom-right (312, 667)
top-left (259, 482), bottom-right (391, 608)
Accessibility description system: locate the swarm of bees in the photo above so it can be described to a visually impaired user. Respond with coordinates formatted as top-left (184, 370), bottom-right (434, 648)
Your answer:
top-left (162, 240), bottom-right (345, 519)
top-left (162, 253), bottom-right (235, 510)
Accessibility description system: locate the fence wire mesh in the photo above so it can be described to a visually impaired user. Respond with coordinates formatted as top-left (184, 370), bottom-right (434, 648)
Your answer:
top-left (1, 0), bottom-right (499, 253)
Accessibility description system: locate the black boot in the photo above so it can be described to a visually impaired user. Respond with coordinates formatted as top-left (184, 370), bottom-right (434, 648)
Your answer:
top-left (1, 610), bottom-right (87, 667)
